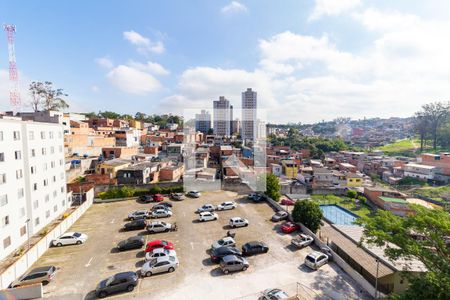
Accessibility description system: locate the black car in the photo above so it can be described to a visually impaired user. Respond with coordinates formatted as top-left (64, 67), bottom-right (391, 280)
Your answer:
top-left (95, 271), bottom-right (138, 298)
top-left (210, 246), bottom-right (242, 263)
top-left (117, 236), bottom-right (145, 251)
top-left (158, 201), bottom-right (173, 208)
top-left (242, 241), bottom-right (269, 256)
top-left (123, 219), bottom-right (147, 231)
top-left (139, 195), bottom-right (153, 203)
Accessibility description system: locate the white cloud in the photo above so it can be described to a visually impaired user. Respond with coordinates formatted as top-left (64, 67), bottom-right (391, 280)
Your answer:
top-left (123, 30), bottom-right (165, 54)
top-left (221, 1), bottom-right (247, 15)
top-left (91, 85), bottom-right (100, 92)
top-left (107, 65), bottom-right (161, 95)
top-left (128, 60), bottom-right (170, 76)
top-left (96, 57), bottom-right (114, 69)
top-left (309, 0), bottom-right (361, 21)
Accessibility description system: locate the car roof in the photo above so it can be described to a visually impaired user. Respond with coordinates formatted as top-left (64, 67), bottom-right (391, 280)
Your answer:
top-left (114, 271), bottom-right (136, 279)
top-left (230, 217), bottom-right (242, 221)
top-left (150, 221), bottom-right (165, 225)
top-left (221, 236), bottom-right (234, 242)
top-left (151, 247), bottom-right (167, 254)
top-left (245, 241), bottom-right (264, 247)
top-left (307, 251), bottom-right (324, 258)
top-left (200, 211), bottom-right (212, 215)
top-left (29, 266), bottom-right (55, 273)
top-left (215, 246), bottom-right (238, 255)
top-left (128, 236), bottom-right (143, 241)
top-left (222, 255), bottom-right (240, 263)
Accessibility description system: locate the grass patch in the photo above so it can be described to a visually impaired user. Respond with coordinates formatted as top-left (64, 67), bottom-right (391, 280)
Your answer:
top-left (413, 186), bottom-right (450, 203)
top-left (98, 185), bottom-right (184, 200)
top-left (376, 139), bottom-right (417, 156)
top-left (311, 194), bottom-right (374, 218)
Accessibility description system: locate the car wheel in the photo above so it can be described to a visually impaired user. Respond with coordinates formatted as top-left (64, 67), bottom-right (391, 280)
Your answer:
top-left (42, 280), bottom-right (49, 286)
top-left (165, 228), bottom-right (170, 232)
top-left (56, 243), bottom-right (62, 247)
top-left (127, 285), bottom-right (134, 292)
top-left (98, 291), bottom-right (107, 298)
top-left (264, 248), bottom-right (269, 253)
top-left (168, 267), bottom-right (175, 273)
top-left (245, 223), bottom-right (248, 227)
top-left (149, 230), bottom-right (154, 234)
top-left (242, 266), bottom-right (247, 271)
top-left (223, 269), bottom-right (229, 274)
top-left (214, 217), bottom-right (217, 220)
top-left (76, 240), bottom-right (82, 245)
top-left (12, 285), bottom-right (20, 288)
top-left (145, 271), bottom-right (152, 277)
top-left (201, 219), bottom-right (205, 222)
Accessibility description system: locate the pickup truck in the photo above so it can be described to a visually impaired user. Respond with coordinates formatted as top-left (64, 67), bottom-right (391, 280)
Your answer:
top-left (291, 234), bottom-right (314, 248)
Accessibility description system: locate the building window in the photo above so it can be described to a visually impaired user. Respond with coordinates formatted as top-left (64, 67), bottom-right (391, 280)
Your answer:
top-left (53, 190), bottom-right (57, 197)
top-left (59, 159), bottom-right (63, 166)
top-left (42, 148), bottom-right (46, 155)
top-left (43, 163), bottom-right (47, 171)
top-left (52, 175), bottom-right (56, 182)
top-left (0, 195), bottom-right (8, 206)
top-left (33, 200), bottom-right (39, 209)
top-left (33, 183), bottom-right (38, 191)
top-left (49, 132), bottom-right (54, 139)
top-left (31, 166), bottom-right (35, 174)
top-left (20, 226), bottom-right (26, 236)
top-left (15, 151), bottom-right (21, 160)
top-left (50, 146), bottom-right (54, 154)
top-left (51, 161), bottom-right (55, 168)
top-left (46, 210), bottom-right (50, 218)
top-left (2, 215), bottom-right (10, 227)
top-left (34, 217), bottom-right (40, 226)
top-left (0, 131), bottom-right (3, 141)
top-left (43, 179), bottom-right (48, 186)
top-left (16, 169), bottom-right (23, 179)
top-left (3, 236), bottom-right (11, 249)
top-left (19, 207), bottom-right (25, 218)
top-left (59, 145), bottom-right (63, 153)
top-left (0, 174), bottom-right (5, 185)
top-left (40, 131), bottom-right (45, 139)
top-left (53, 205), bottom-right (58, 212)
top-left (45, 194), bottom-right (49, 202)
top-left (0, 152), bottom-right (4, 162)
top-left (18, 188), bottom-right (24, 198)
top-left (13, 131), bottom-right (20, 141)
top-left (31, 149), bottom-right (36, 157)
top-left (29, 131), bottom-right (34, 140)
top-left (60, 186), bottom-right (65, 193)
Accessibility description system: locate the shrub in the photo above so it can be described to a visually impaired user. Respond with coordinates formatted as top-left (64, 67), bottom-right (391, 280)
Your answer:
top-left (357, 196), bottom-right (367, 204)
top-left (347, 190), bottom-right (357, 199)
top-left (149, 185), bottom-right (163, 195)
top-left (265, 173), bottom-right (281, 201)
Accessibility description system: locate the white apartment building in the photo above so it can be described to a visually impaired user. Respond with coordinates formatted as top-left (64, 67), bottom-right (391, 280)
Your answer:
top-left (403, 163), bottom-right (439, 180)
top-left (0, 117), bottom-right (70, 261)
top-left (241, 88), bottom-right (257, 142)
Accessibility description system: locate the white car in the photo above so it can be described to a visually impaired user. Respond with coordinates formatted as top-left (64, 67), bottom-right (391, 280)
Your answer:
top-left (187, 191), bottom-right (201, 198)
top-left (52, 232), bottom-right (88, 247)
top-left (304, 251), bottom-right (329, 270)
top-left (217, 201), bottom-right (237, 211)
top-left (151, 209), bottom-right (172, 218)
top-left (199, 212), bottom-right (218, 222)
top-left (261, 288), bottom-right (289, 299)
top-left (145, 248), bottom-right (177, 261)
top-left (196, 204), bottom-right (215, 213)
top-left (291, 234), bottom-right (314, 248)
top-left (229, 217), bottom-right (249, 228)
top-left (211, 237), bottom-right (236, 250)
top-left (141, 256), bottom-right (179, 277)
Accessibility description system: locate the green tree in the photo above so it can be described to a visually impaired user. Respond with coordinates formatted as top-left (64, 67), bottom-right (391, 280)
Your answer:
top-left (28, 81), bottom-right (69, 111)
top-left (356, 205), bottom-right (450, 299)
top-left (265, 173), bottom-right (281, 201)
top-left (347, 190), bottom-right (357, 199)
top-left (292, 200), bottom-right (323, 233)
top-left (357, 196), bottom-right (367, 205)
top-left (420, 101), bottom-right (450, 150)
top-left (98, 111), bottom-right (121, 119)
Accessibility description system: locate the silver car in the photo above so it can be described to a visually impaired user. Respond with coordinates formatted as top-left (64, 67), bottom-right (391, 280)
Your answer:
top-left (304, 251), bottom-right (329, 270)
top-left (220, 255), bottom-right (249, 274)
top-left (211, 237), bottom-right (236, 250)
top-left (151, 209), bottom-right (172, 218)
top-left (128, 210), bottom-right (150, 220)
top-left (271, 211), bottom-right (288, 222)
top-left (229, 217), bottom-right (249, 228)
top-left (141, 256), bottom-right (179, 277)
top-left (261, 288), bottom-right (289, 299)
top-left (10, 266), bottom-right (57, 288)
top-left (196, 204), bottom-right (215, 213)
top-left (146, 221), bottom-right (172, 233)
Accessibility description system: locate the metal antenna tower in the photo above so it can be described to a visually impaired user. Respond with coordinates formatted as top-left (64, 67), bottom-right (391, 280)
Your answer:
top-left (3, 24), bottom-right (21, 110)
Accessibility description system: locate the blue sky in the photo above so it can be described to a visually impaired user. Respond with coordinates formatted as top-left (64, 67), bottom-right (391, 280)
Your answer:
top-left (1, 0), bottom-right (450, 123)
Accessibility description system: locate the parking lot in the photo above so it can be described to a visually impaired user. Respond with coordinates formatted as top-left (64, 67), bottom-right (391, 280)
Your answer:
top-left (32, 190), bottom-right (368, 300)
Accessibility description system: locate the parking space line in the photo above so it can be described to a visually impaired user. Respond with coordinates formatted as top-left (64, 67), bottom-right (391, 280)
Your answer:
top-left (190, 242), bottom-right (194, 250)
top-left (110, 218), bottom-right (115, 224)
top-left (85, 257), bottom-right (94, 267)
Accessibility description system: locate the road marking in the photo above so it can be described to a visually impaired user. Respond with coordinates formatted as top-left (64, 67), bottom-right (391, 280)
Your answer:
top-left (183, 212), bottom-right (186, 217)
top-left (190, 242), bottom-right (194, 250)
top-left (110, 219), bottom-right (115, 224)
top-left (85, 257), bottom-right (94, 267)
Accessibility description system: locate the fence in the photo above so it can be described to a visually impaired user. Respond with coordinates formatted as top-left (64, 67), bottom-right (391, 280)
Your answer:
top-left (0, 192), bottom-right (94, 290)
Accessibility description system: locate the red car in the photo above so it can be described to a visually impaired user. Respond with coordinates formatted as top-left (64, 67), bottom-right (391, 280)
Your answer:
top-left (281, 222), bottom-right (300, 234)
top-left (145, 240), bottom-right (174, 252)
top-left (152, 194), bottom-right (164, 202)
top-left (280, 198), bottom-right (295, 206)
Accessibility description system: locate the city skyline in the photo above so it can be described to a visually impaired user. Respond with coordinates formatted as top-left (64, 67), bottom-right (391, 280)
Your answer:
top-left (1, 1), bottom-right (450, 123)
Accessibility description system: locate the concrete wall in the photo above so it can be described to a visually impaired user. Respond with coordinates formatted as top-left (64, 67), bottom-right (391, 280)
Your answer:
top-left (0, 191), bottom-right (94, 289)
top-left (93, 182), bottom-right (182, 195)
top-left (0, 283), bottom-right (42, 299)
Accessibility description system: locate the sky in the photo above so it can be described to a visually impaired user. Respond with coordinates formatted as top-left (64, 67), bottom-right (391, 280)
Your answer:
top-left (1, 0), bottom-right (450, 123)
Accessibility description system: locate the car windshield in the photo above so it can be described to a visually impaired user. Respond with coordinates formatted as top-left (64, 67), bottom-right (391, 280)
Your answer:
top-left (73, 232), bottom-right (81, 237)
top-left (149, 258), bottom-right (157, 266)
top-left (161, 241), bottom-right (168, 246)
top-left (105, 276), bottom-right (114, 286)
top-left (306, 256), bottom-right (316, 263)
top-left (218, 239), bottom-right (224, 245)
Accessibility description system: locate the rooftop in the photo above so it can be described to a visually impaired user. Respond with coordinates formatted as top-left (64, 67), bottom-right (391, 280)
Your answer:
top-left (379, 196), bottom-right (407, 204)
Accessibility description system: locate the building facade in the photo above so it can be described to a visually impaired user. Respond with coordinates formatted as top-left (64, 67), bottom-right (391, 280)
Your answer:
top-left (0, 117), bottom-right (69, 261)
top-left (241, 88), bottom-right (257, 142)
top-left (195, 110), bottom-right (212, 134)
top-left (213, 96), bottom-right (231, 137)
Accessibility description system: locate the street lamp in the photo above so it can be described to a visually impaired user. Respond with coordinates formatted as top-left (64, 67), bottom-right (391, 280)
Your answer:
top-left (375, 258), bottom-right (380, 299)
top-left (25, 218), bottom-right (30, 250)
